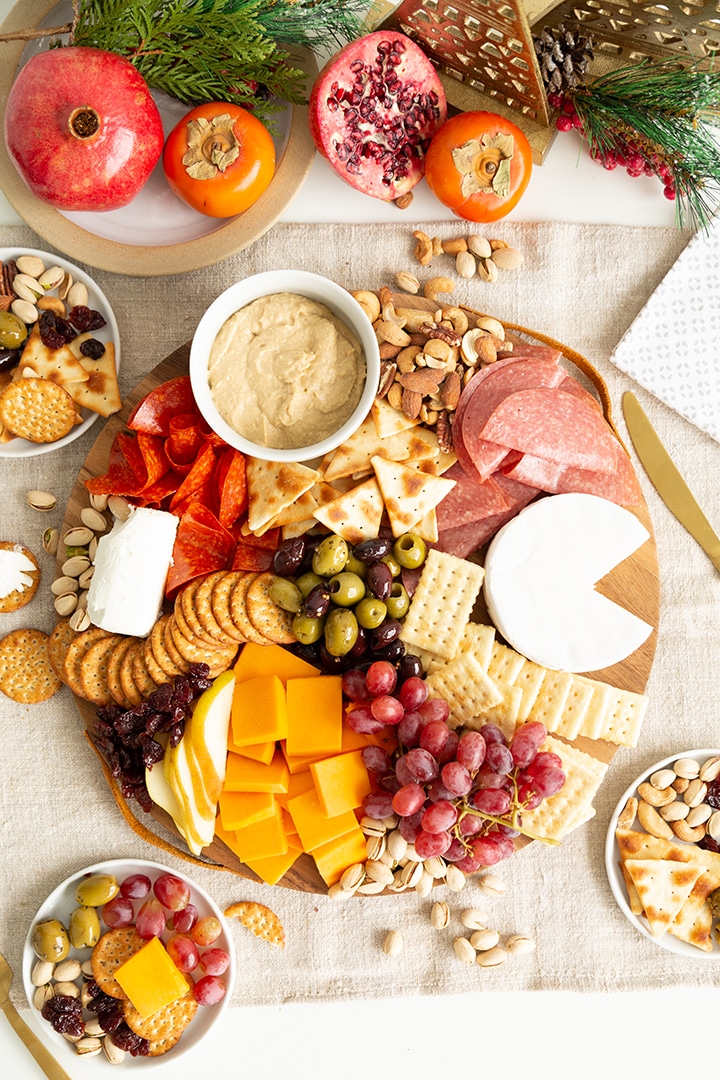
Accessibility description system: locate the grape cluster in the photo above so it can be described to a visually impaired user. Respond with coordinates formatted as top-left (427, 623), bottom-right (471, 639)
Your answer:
top-left (343, 660), bottom-right (566, 875)
top-left (93, 664), bottom-right (212, 810)
top-left (549, 92), bottom-right (677, 202)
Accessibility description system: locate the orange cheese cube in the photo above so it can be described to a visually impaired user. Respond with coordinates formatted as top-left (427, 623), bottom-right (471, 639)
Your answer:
top-left (231, 674), bottom-right (287, 747)
top-left (312, 826), bottom-right (368, 886)
top-left (275, 769), bottom-right (316, 807)
top-left (310, 749), bottom-right (372, 818)
top-left (219, 790), bottom-right (276, 831)
top-left (286, 675), bottom-right (343, 758)
top-left (245, 842), bottom-right (304, 886)
top-left (223, 748), bottom-right (289, 793)
top-left (231, 803), bottom-right (288, 861)
top-left (234, 642), bottom-right (319, 684)
top-left (287, 788), bottom-right (360, 852)
top-left (113, 936), bottom-right (189, 1018)
top-left (282, 722), bottom-right (371, 773)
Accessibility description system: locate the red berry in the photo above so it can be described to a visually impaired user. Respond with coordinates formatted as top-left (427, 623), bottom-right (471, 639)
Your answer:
top-left (663, 184), bottom-right (676, 201)
top-left (556, 115), bottom-right (574, 133)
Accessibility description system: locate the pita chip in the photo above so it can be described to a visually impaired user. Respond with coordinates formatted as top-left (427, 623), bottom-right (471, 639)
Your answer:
top-left (64, 342), bottom-right (121, 417)
top-left (246, 458), bottom-right (320, 533)
top-left (624, 858), bottom-right (704, 937)
top-left (392, 425), bottom-right (442, 462)
top-left (323, 416), bottom-right (410, 481)
top-left (371, 455), bottom-right (455, 537)
top-left (371, 395), bottom-right (419, 438)
top-left (17, 322), bottom-right (89, 385)
top-left (312, 476), bottom-right (384, 544)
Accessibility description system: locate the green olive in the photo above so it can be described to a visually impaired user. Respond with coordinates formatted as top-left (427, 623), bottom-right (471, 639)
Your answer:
top-left (268, 577), bottom-right (303, 614)
top-left (312, 535), bottom-right (348, 577)
top-left (296, 571), bottom-right (324, 600)
top-left (393, 533), bottom-right (428, 570)
top-left (381, 553), bottom-right (402, 578)
top-left (324, 608), bottom-right (359, 656)
top-left (328, 571), bottom-right (365, 607)
top-left (75, 873), bottom-right (119, 907)
top-left (385, 581), bottom-right (410, 619)
top-left (355, 596), bottom-right (387, 629)
top-left (32, 919), bottom-right (70, 963)
top-left (344, 551), bottom-right (367, 578)
top-left (292, 612), bottom-right (325, 644)
top-left (69, 906), bottom-right (101, 950)
top-left (0, 312), bottom-right (28, 350)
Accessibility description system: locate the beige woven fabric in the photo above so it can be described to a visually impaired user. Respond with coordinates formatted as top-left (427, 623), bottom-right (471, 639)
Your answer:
top-left (2, 219), bottom-right (719, 1006)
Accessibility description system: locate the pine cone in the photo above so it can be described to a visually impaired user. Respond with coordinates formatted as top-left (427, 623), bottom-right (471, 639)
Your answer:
top-left (534, 23), bottom-right (595, 93)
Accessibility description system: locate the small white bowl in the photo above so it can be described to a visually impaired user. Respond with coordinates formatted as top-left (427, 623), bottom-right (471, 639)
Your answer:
top-left (189, 269), bottom-right (380, 463)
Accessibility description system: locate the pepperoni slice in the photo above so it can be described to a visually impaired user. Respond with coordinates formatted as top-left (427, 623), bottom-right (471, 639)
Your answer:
top-left (127, 376), bottom-right (199, 436)
top-left (216, 448), bottom-right (248, 529)
top-left (165, 501), bottom-right (235, 597)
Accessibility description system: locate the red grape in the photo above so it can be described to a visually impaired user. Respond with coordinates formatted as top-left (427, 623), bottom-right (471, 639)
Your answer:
top-left (191, 916), bottom-right (222, 947)
top-left (362, 790), bottom-right (395, 819)
top-left (479, 723), bottom-right (506, 746)
top-left (397, 710), bottom-right (423, 747)
top-left (361, 745), bottom-right (392, 774)
top-left (394, 754), bottom-right (415, 787)
top-left (166, 933), bottom-right (200, 973)
top-left (437, 729), bottom-right (459, 765)
top-left (153, 873), bottom-right (190, 911)
top-left (414, 828), bottom-right (451, 858)
top-left (199, 947), bottom-right (230, 976)
top-left (398, 809), bottom-right (424, 841)
top-left (509, 732), bottom-right (538, 768)
top-left (485, 743), bottom-right (513, 775)
top-left (456, 731), bottom-right (486, 772)
top-left (345, 705), bottom-right (385, 734)
top-left (172, 903), bottom-right (199, 933)
top-left (475, 764), bottom-right (510, 789)
top-left (529, 751), bottom-right (563, 771)
top-left (422, 799), bottom-right (458, 834)
top-left (365, 660), bottom-right (397, 696)
top-left (526, 766), bottom-right (566, 798)
top-left (193, 975), bottom-right (227, 1006)
top-left (520, 721), bottom-right (547, 746)
top-left (419, 719), bottom-right (449, 757)
top-left (399, 676), bottom-right (428, 711)
top-left (427, 778), bottom-right (455, 803)
top-left (405, 747), bottom-right (438, 783)
top-left (469, 833), bottom-right (510, 865)
top-left (101, 896), bottom-right (134, 929)
top-left (119, 873), bottom-right (151, 899)
top-left (135, 897), bottom-right (166, 939)
top-left (392, 782), bottom-right (426, 817)
top-left (441, 760), bottom-right (472, 796)
top-left (472, 788), bottom-right (512, 815)
top-left (341, 669), bottom-right (369, 701)
top-left (418, 698), bottom-right (449, 725)
top-left (370, 694), bottom-right (404, 725)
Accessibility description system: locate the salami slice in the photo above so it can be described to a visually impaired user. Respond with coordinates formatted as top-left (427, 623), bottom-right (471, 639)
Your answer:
top-left (480, 387), bottom-right (619, 473)
top-left (165, 501), bottom-right (235, 597)
top-left (501, 452), bottom-right (564, 491)
top-left (435, 462), bottom-right (511, 530)
top-left (547, 442), bottom-right (642, 505)
top-left (165, 413), bottom-right (207, 470)
top-left (557, 372), bottom-right (603, 413)
top-left (127, 376), bottom-right (199, 436)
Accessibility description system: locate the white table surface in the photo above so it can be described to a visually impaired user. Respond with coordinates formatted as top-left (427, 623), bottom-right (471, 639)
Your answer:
top-left (0, 5), bottom-right (712, 1076)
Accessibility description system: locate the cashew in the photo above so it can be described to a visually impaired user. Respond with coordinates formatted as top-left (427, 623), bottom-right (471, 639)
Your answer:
top-left (375, 320), bottom-right (411, 347)
top-left (423, 276), bottom-right (455, 302)
top-left (396, 307), bottom-right (439, 333)
top-left (413, 230), bottom-right (434, 266)
top-left (475, 316), bottom-right (505, 340)
top-left (382, 302), bottom-right (407, 327)
top-left (351, 290), bottom-right (381, 322)
top-left (441, 306), bottom-right (469, 335)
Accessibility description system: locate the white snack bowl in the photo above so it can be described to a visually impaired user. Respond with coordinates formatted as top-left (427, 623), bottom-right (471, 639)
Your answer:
top-left (189, 269), bottom-right (381, 463)
top-left (23, 858), bottom-right (236, 1066)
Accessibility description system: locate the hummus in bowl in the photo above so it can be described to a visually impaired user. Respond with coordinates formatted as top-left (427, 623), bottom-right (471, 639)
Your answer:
top-left (190, 271), bottom-right (380, 462)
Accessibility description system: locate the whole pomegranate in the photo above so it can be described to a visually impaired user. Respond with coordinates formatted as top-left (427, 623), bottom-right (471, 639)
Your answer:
top-left (308, 31), bottom-right (446, 202)
top-left (4, 46), bottom-right (164, 212)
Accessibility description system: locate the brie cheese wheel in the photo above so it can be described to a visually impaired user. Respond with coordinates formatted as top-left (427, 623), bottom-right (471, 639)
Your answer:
top-left (86, 506), bottom-right (179, 638)
top-left (483, 493), bottom-right (653, 672)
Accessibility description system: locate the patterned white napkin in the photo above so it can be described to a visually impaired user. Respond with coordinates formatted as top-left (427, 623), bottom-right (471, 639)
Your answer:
top-left (611, 216), bottom-right (720, 441)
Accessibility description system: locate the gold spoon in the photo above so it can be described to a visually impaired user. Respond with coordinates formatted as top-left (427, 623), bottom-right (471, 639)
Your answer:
top-left (0, 951), bottom-right (74, 1080)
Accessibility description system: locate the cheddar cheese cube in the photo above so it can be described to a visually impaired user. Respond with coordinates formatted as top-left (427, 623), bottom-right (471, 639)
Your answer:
top-left (310, 749), bottom-right (372, 817)
top-left (219, 789), bottom-right (276, 831)
top-left (231, 803), bottom-right (288, 861)
top-left (113, 936), bottom-right (189, 1019)
top-left (226, 731), bottom-right (276, 766)
top-left (286, 788), bottom-right (360, 852)
top-left (286, 675), bottom-right (343, 757)
top-left (231, 674), bottom-right (287, 747)
top-left (234, 642), bottom-right (319, 684)
top-left (275, 769), bottom-right (316, 807)
top-left (312, 826), bottom-right (368, 886)
top-left (223, 748), bottom-right (289, 793)
top-left (282, 722), bottom-right (371, 774)
top-left (245, 842), bottom-right (304, 886)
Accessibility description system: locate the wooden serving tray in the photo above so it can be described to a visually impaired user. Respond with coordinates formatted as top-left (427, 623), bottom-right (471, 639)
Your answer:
top-left (62, 320), bottom-right (659, 892)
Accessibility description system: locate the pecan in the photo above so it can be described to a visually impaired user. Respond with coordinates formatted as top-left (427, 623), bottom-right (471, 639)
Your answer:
top-left (440, 371), bottom-right (462, 410)
top-left (419, 323), bottom-right (463, 348)
top-left (397, 369), bottom-right (444, 394)
top-left (0, 296), bottom-right (11, 312)
top-left (402, 387), bottom-right (423, 419)
top-left (377, 361), bottom-right (397, 398)
top-left (0, 259), bottom-right (17, 298)
top-left (436, 411), bottom-right (453, 453)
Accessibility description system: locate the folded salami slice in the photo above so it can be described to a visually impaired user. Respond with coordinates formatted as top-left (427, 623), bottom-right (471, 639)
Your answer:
top-left (480, 387), bottom-right (619, 473)
top-left (435, 462), bottom-right (511, 530)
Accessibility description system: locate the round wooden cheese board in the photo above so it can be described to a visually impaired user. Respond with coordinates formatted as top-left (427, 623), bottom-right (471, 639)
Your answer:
top-left (60, 316), bottom-right (660, 893)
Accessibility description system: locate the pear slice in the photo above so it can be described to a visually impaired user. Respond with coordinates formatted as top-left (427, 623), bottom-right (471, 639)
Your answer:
top-left (146, 734), bottom-right (185, 834)
top-left (163, 734), bottom-right (213, 855)
top-left (186, 670), bottom-right (235, 806)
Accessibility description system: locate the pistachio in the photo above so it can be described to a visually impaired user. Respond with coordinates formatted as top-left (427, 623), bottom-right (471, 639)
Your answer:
top-left (683, 777), bottom-right (707, 807)
top-left (467, 235), bottom-right (492, 259)
top-left (414, 870), bottom-right (433, 897)
top-left (686, 803), bottom-right (712, 828)
top-left (13, 273), bottom-right (43, 301)
top-left (62, 554), bottom-right (91, 578)
top-left (476, 946), bottom-right (507, 968)
top-left (672, 776), bottom-right (690, 794)
top-left (453, 936), bottom-right (476, 964)
top-left (80, 507), bottom-right (108, 533)
top-left (67, 281), bottom-right (89, 309)
top-left (54, 593), bottom-right (78, 617)
top-left (339, 863), bottom-right (365, 892)
top-left (394, 271), bottom-right (420, 294)
top-left (108, 495), bottom-right (131, 522)
top-left (460, 909), bottom-right (488, 930)
top-left (445, 864), bottom-right (467, 892)
top-left (700, 756), bottom-right (720, 783)
top-left (54, 980), bottom-right (80, 998)
top-left (54, 958), bottom-right (82, 982)
top-left (77, 589), bottom-right (89, 611)
top-left (356, 880), bottom-right (386, 895)
top-left (81, 981), bottom-right (98, 1007)
top-left (11, 298), bottom-right (38, 323)
top-left (673, 758), bottom-right (700, 780)
top-left (31, 959), bottom-right (55, 986)
top-left (38, 266), bottom-right (65, 291)
top-left (707, 810), bottom-right (720, 841)
top-left (81, 959), bottom-right (94, 978)
top-left (88, 535), bottom-right (99, 561)
top-left (387, 829), bottom-right (408, 863)
top-left (650, 768), bottom-right (677, 789)
top-left (470, 928), bottom-right (500, 951)
top-left (78, 566), bottom-right (95, 589)
top-left (365, 859), bottom-right (394, 885)
top-left (51, 576), bottom-right (79, 596)
top-left (75, 1037), bottom-right (103, 1058)
top-left (658, 800), bottom-right (689, 822)
top-left (423, 857), bottom-right (447, 879)
top-left (365, 834), bottom-right (386, 862)
top-left (89, 492), bottom-right (109, 513)
top-left (103, 1036), bottom-right (126, 1065)
top-left (360, 816), bottom-right (386, 837)
top-left (16, 255), bottom-right (45, 278)
top-left (69, 608), bottom-right (91, 632)
top-left (33, 984), bottom-right (54, 1009)
top-left (478, 873), bottom-right (507, 898)
top-left (43, 527), bottom-right (59, 555)
top-left (25, 489), bottom-right (57, 513)
top-left (477, 257), bottom-right (499, 283)
top-left (58, 271), bottom-right (73, 301)
top-left (382, 930), bottom-right (403, 956)
top-left (455, 250), bottom-right (476, 279)
top-left (430, 901), bottom-right (450, 929)
top-left (491, 246), bottom-right (524, 270)
top-left (505, 934), bottom-right (536, 955)
top-left (84, 1018), bottom-right (106, 1037)
top-left (63, 526), bottom-right (94, 548)
top-left (327, 882), bottom-right (350, 899)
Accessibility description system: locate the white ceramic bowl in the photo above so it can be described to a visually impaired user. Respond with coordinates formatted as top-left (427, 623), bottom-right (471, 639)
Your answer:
top-left (189, 269), bottom-right (380, 462)
top-left (23, 859), bottom-right (235, 1067)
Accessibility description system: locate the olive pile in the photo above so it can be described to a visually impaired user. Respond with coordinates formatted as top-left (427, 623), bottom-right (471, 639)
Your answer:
top-left (32, 875), bottom-right (120, 962)
top-left (271, 531), bottom-right (428, 673)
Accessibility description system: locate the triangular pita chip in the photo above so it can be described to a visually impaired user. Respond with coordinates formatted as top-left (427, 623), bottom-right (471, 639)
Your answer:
top-left (261, 488), bottom-right (319, 531)
top-left (371, 396), bottom-right (419, 438)
top-left (64, 342), bottom-right (121, 417)
top-left (312, 477), bottom-right (384, 544)
top-left (371, 455), bottom-right (455, 536)
top-left (323, 416), bottom-right (410, 481)
top-left (17, 322), bottom-right (89, 384)
top-left (412, 508), bottom-right (438, 543)
top-left (624, 858), bottom-right (703, 937)
top-left (391, 425), bottom-right (441, 462)
top-left (670, 895), bottom-right (714, 952)
top-left (246, 458), bottom-right (319, 533)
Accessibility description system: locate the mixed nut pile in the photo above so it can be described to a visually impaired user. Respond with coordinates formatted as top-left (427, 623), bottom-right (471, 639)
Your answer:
top-left (633, 754), bottom-right (720, 845)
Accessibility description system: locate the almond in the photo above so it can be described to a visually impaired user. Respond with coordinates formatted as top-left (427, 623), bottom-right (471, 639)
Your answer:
top-left (440, 371), bottom-right (462, 410)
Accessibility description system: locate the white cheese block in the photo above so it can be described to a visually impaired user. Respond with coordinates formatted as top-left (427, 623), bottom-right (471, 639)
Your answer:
top-left (0, 547), bottom-right (36, 599)
top-left (86, 506), bottom-right (179, 638)
top-left (483, 493), bottom-right (653, 673)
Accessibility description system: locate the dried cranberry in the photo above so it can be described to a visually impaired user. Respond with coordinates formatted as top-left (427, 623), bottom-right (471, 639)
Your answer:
top-left (706, 778), bottom-right (720, 809)
top-left (38, 310), bottom-right (76, 349)
top-left (79, 337), bottom-right (106, 360)
top-left (111, 1023), bottom-right (150, 1056)
top-left (42, 994), bottom-right (84, 1038)
top-left (69, 305), bottom-right (106, 333)
top-left (700, 835), bottom-right (720, 853)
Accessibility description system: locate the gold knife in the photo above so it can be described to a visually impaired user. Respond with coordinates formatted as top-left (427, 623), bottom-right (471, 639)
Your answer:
top-left (622, 391), bottom-right (720, 573)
